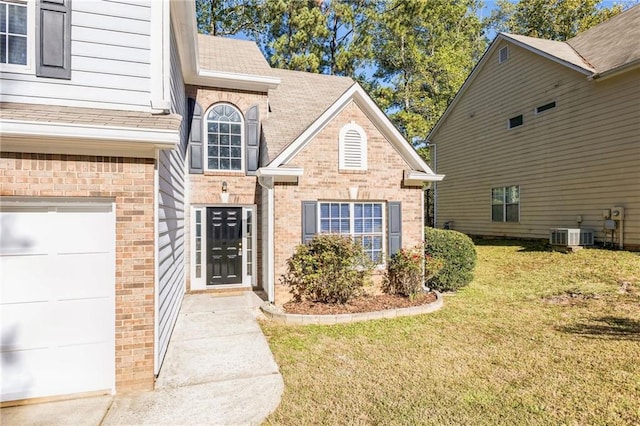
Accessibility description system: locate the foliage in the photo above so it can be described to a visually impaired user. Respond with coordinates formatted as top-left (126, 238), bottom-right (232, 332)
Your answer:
top-left (195, 0), bottom-right (263, 37)
top-left (424, 227), bottom-right (477, 291)
top-left (382, 245), bottom-right (444, 298)
top-left (485, 0), bottom-right (624, 41)
top-left (262, 241), bottom-right (640, 425)
top-left (282, 234), bottom-right (373, 304)
top-left (369, 0), bottom-right (486, 141)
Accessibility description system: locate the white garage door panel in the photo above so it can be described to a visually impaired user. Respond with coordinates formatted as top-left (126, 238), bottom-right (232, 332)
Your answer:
top-left (2, 342), bottom-right (113, 401)
top-left (53, 253), bottom-right (114, 300)
top-left (1, 255), bottom-right (51, 303)
top-left (0, 202), bottom-right (115, 402)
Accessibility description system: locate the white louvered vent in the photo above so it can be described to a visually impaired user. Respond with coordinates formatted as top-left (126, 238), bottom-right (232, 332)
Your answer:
top-left (339, 123), bottom-right (367, 170)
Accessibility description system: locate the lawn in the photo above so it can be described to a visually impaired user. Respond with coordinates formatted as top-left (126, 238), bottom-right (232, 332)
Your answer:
top-left (260, 240), bottom-right (640, 425)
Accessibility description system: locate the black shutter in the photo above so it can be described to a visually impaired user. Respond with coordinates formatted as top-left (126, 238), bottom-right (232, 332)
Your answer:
top-left (388, 202), bottom-right (402, 256)
top-left (245, 104), bottom-right (260, 174)
top-left (36, 0), bottom-right (71, 79)
top-left (188, 98), bottom-right (204, 174)
top-left (301, 201), bottom-right (317, 244)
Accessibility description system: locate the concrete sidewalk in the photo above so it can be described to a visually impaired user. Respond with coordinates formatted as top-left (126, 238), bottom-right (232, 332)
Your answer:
top-left (1, 292), bottom-right (284, 426)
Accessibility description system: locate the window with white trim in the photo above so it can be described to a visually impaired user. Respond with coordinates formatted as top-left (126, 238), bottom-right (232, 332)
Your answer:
top-left (206, 104), bottom-right (243, 171)
top-left (492, 186), bottom-right (519, 222)
top-left (319, 202), bottom-right (384, 263)
top-left (0, 0), bottom-right (27, 66)
top-left (339, 122), bottom-right (367, 170)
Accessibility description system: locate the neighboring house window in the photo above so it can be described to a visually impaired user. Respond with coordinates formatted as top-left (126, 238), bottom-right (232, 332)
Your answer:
top-left (508, 114), bottom-right (523, 129)
top-left (0, 0), bottom-right (27, 65)
top-left (492, 186), bottom-right (520, 222)
top-left (339, 122), bottom-right (367, 170)
top-left (499, 46), bottom-right (509, 64)
top-left (206, 104), bottom-right (243, 171)
top-left (319, 202), bottom-right (384, 263)
top-left (535, 101), bottom-right (556, 114)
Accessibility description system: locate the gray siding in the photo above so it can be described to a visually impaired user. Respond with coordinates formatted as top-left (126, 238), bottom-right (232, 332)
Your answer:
top-left (0, 0), bottom-right (152, 110)
top-left (155, 25), bottom-right (187, 373)
top-left (432, 41), bottom-right (640, 248)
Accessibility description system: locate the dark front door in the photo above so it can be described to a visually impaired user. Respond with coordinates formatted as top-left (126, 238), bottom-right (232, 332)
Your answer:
top-left (207, 207), bottom-right (242, 285)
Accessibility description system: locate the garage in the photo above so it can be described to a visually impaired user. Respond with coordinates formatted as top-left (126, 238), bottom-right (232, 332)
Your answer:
top-left (1, 199), bottom-right (116, 403)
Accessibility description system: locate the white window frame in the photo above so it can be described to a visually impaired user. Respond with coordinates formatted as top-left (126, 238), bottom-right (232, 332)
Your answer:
top-left (507, 114), bottom-right (524, 129)
top-left (204, 103), bottom-right (245, 173)
top-left (190, 205), bottom-right (256, 290)
top-left (535, 100), bottom-right (557, 115)
top-left (317, 201), bottom-right (385, 265)
top-left (339, 122), bottom-right (367, 171)
top-left (0, 0), bottom-right (34, 74)
top-left (491, 186), bottom-right (520, 223)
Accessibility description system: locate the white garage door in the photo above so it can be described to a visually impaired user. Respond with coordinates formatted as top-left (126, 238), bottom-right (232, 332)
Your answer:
top-left (1, 200), bottom-right (115, 403)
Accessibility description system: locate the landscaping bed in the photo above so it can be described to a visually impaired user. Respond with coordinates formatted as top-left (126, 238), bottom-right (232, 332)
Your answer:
top-left (282, 292), bottom-right (437, 315)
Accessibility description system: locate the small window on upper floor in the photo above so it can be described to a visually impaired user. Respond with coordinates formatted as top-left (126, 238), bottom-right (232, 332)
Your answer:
top-left (535, 101), bottom-right (556, 114)
top-left (205, 103), bottom-right (244, 172)
top-left (508, 114), bottom-right (523, 129)
top-left (339, 122), bottom-right (367, 171)
top-left (499, 46), bottom-right (509, 64)
top-left (0, 0), bottom-right (28, 66)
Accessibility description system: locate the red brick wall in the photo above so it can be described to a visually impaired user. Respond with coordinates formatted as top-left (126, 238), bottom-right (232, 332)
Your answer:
top-left (272, 101), bottom-right (424, 304)
top-left (0, 152), bottom-right (156, 393)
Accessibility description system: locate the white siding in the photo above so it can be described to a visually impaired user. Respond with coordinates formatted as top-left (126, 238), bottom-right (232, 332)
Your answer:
top-left (155, 25), bottom-right (187, 373)
top-left (432, 41), bottom-right (640, 248)
top-left (0, 0), bottom-right (153, 111)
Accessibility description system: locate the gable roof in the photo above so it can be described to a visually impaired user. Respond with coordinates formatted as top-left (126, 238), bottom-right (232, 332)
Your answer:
top-left (501, 33), bottom-right (594, 74)
top-left (567, 4), bottom-right (640, 76)
top-left (262, 68), bottom-right (356, 163)
top-left (428, 4), bottom-right (640, 140)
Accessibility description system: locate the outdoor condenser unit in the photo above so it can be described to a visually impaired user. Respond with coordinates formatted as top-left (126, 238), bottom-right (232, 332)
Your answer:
top-left (549, 228), bottom-right (594, 247)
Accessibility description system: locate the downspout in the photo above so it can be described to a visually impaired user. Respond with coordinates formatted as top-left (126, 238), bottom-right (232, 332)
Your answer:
top-left (153, 148), bottom-right (160, 376)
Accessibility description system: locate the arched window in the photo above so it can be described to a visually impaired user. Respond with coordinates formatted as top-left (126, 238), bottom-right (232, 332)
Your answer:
top-left (339, 122), bottom-right (367, 171)
top-left (206, 104), bottom-right (243, 171)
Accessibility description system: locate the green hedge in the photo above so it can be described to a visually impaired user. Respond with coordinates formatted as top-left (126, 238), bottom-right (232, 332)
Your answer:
top-left (424, 227), bottom-right (477, 291)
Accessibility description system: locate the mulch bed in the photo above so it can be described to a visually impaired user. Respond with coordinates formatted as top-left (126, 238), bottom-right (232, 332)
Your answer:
top-left (283, 292), bottom-right (438, 315)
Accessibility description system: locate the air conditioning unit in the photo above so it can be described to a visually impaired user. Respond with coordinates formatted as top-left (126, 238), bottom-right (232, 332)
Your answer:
top-left (549, 228), bottom-right (594, 247)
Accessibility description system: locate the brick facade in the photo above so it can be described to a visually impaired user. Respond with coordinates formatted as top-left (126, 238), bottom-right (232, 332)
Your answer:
top-left (0, 152), bottom-right (156, 393)
top-left (185, 87), bottom-right (268, 291)
top-left (272, 101), bottom-right (424, 304)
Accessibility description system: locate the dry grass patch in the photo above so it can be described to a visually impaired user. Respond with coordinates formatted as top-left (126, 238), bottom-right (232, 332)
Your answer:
top-left (261, 240), bottom-right (640, 425)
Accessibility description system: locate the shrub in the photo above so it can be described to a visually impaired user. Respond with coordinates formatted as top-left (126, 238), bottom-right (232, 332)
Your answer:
top-left (282, 234), bottom-right (373, 304)
top-left (424, 227), bottom-right (477, 291)
top-left (382, 245), bottom-right (444, 298)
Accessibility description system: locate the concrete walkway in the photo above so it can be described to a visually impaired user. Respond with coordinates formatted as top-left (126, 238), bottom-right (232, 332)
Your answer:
top-left (1, 292), bottom-right (284, 426)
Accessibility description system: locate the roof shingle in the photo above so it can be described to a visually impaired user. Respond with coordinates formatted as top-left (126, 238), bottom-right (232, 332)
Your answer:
top-left (197, 34), bottom-right (273, 77)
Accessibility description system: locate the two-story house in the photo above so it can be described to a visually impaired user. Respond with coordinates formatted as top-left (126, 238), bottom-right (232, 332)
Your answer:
top-left (428, 5), bottom-right (640, 249)
top-left (0, 0), bottom-right (442, 404)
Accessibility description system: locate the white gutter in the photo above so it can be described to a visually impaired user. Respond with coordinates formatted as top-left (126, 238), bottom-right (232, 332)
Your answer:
top-left (256, 166), bottom-right (304, 183)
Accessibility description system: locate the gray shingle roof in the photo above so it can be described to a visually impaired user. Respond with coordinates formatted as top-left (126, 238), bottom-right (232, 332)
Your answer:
top-left (0, 102), bottom-right (182, 130)
top-left (502, 33), bottom-right (595, 73)
top-left (197, 34), bottom-right (272, 76)
top-left (262, 68), bottom-right (355, 163)
top-left (567, 4), bottom-right (640, 74)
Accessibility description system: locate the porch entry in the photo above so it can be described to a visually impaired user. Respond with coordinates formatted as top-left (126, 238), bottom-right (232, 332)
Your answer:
top-left (192, 206), bottom-right (255, 289)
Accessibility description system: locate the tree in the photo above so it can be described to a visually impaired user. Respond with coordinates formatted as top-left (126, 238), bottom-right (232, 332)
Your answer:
top-left (369, 0), bottom-right (486, 142)
top-left (486, 0), bottom-right (624, 41)
top-left (195, 0), bottom-right (264, 37)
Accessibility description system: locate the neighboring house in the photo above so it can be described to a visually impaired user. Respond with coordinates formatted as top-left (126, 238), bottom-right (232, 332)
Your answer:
top-left (428, 5), bottom-right (640, 249)
top-left (0, 0), bottom-right (441, 404)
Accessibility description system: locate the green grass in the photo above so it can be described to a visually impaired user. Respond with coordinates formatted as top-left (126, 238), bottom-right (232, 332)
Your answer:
top-left (261, 240), bottom-right (640, 425)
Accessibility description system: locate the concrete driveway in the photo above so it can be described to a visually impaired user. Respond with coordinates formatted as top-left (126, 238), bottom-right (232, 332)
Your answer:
top-left (1, 292), bottom-right (284, 425)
